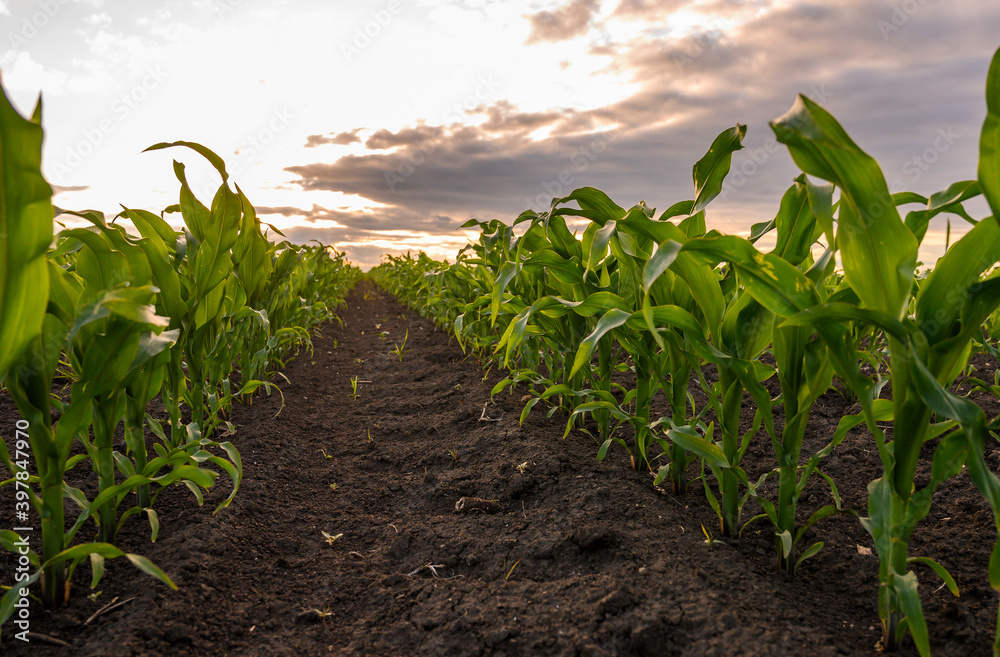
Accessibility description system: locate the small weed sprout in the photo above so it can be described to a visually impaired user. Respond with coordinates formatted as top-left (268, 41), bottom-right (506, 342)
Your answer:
top-left (319, 448), bottom-right (332, 459)
top-left (391, 329), bottom-right (410, 361)
top-left (322, 531), bottom-right (343, 545)
top-left (701, 522), bottom-right (726, 550)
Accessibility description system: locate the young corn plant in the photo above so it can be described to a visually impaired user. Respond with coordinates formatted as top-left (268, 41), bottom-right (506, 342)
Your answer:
top-left (768, 52), bottom-right (1000, 653)
top-left (0, 87), bottom-right (177, 623)
top-left (638, 127), bottom-right (787, 533)
top-left (391, 329), bottom-right (410, 361)
top-left (735, 176), bottom-right (855, 574)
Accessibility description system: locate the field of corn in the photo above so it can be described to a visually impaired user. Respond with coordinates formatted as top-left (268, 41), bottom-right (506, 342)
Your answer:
top-left (2, 43), bottom-right (1000, 657)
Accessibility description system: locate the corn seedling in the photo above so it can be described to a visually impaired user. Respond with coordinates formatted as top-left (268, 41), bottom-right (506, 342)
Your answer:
top-left (391, 329), bottom-right (410, 361)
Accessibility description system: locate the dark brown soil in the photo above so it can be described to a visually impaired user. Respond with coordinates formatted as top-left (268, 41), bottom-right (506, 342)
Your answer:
top-left (2, 279), bottom-right (998, 656)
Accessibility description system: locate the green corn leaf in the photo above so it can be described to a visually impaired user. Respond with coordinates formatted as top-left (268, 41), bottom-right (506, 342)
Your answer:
top-left (233, 185), bottom-right (273, 304)
top-left (125, 553), bottom-right (179, 590)
top-left (678, 211), bottom-right (707, 237)
top-left (781, 302), bottom-right (908, 342)
top-left (597, 436), bottom-right (630, 461)
top-left (692, 124), bottom-right (746, 213)
top-left (794, 541), bottom-right (824, 574)
top-left (59, 227), bottom-right (132, 299)
top-left (0, 83), bottom-right (52, 380)
top-left (907, 556), bottom-right (960, 597)
top-left (771, 176), bottom-right (818, 267)
top-left (683, 235), bottom-right (819, 317)
top-left (771, 95), bottom-right (917, 317)
top-left (777, 530), bottom-right (793, 559)
top-left (720, 291), bottom-right (774, 360)
top-left (90, 552), bottom-right (106, 588)
top-left (904, 181), bottom-right (981, 243)
top-left (64, 209), bottom-right (155, 286)
top-left (643, 240), bottom-right (682, 291)
top-left (69, 286), bottom-right (169, 339)
top-left (121, 204), bottom-right (179, 248)
top-left (642, 238), bottom-right (726, 342)
top-left (170, 160), bottom-right (210, 242)
top-left (798, 505), bottom-right (849, 539)
top-left (661, 200), bottom-right (694, 221)
top-left (909, 342), bottom-right (987, 430)
top-left (192, 185), bottom-right (241, 297)
top-left (805, 178), bottom-right (835, 248)
top-left (586, 219), bottom-right (616, 272)
top-left (144, 508), bottom-right (160, 541)
top-left (667, 425), bottom-right (729, 469)
top-left (914, 217), bottom-right (1000, 345)
top-left (542, 214), bottom-right (583, 260)
top-left (0, 530), bottom-right (40, 567)
top-left (491, 262), bottom-right (518, 325)
top-left (979, 46), bottom-right (1000, 221)
top-left (570, 309), bottom-right (631, 378)
top-left (520, 397), bottom-right (540, 425)
top-left (0, 569), bottom-right (41, 629)
top-left (204, 454), bottom-right (240, 513)
top-left (127, 329), bottom-right (180, 378)
top-left (554, 187), bottom-right (626, 226)
top-left (523, 249), bottom-right (585, 286)
top-left (122, 222), bottom-right (186, 320)
top-left (144, 140), bottom-right (230, 184)
top-left (895, 570), bottom-right (932, 657)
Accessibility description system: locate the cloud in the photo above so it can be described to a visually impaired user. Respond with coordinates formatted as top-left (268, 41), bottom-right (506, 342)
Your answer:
top-left (52, 183), bottom-right (91, 193)
top-left (304, 129), bottom-right (362, 147)
top-left (525, 0), bottom-right (600, 44)
top-left (0, 52), bottom-right (68, 95)
top-left (271, 0), bottom-right (999, 270)
top-left (282, 96), bottom-right (720, 265)
top-left (83, 12), bottom-right (113, 27)
top-left (610, 0), bottom-right (687, 21)
top-left (365, 123), bottom-right (445, 150)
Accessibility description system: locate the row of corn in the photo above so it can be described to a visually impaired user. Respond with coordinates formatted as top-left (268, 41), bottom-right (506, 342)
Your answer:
top-left (371, 46), bottom-right (1000, 655)
top-left (0, 80), bottom-right (360, 636)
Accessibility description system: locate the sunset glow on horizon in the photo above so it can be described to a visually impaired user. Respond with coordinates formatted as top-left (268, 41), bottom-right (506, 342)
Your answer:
top-left (2, 0), bottom-right (998, 269)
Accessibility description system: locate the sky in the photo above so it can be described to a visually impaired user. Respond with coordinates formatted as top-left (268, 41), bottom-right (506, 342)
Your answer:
top-left (2, 0), bottom-right (998, 270)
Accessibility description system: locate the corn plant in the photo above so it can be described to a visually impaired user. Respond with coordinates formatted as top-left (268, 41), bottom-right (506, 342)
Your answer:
top-left (0, 86), bottom-right (177, 624)
top-left (766, 48), bottom-right (1000, 652)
